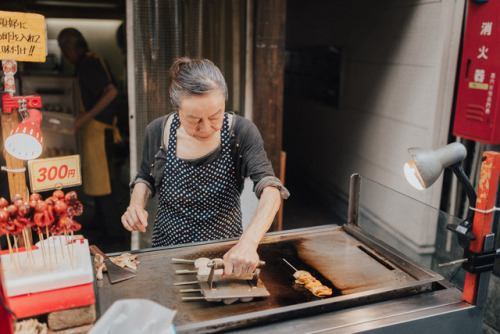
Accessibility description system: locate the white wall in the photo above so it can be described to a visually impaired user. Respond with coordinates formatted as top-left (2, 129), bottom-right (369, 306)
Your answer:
top-left (45, 18), bottom-right (124, 85)
top-left (284, 0), bottom-right (465, 252)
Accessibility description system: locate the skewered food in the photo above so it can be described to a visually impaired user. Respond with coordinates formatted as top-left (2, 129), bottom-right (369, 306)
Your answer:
top-left (194, 257), bottom-right (210, 269)
top-left (293, 270), bottom-right (332, 297)
top-left (0, 190), bottom-right (83, 238)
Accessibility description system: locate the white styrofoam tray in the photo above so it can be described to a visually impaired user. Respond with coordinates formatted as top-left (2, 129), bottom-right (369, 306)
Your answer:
top-left (1, 237), bottom-right (94, 297)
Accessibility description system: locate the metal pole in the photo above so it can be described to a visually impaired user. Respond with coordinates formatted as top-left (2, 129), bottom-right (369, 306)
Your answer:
top-left (126, 0), bottom-right (139, 250)
top-left (348, 173), bottom-right (361, 226)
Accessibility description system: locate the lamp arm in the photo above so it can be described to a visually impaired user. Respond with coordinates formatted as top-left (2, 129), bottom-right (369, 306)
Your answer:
top-left (448, 162), bottom-right (477, 223)
top-left (447, 162), bottom-right (478, 248)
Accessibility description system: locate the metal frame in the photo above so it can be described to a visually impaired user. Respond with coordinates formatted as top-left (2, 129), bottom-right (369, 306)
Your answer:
top-left (229, 289), bottom-right (483, 333)
top-left (98, 224), bottom-right (462, 333)
top-left (96, 173), bottom-right (488, 333)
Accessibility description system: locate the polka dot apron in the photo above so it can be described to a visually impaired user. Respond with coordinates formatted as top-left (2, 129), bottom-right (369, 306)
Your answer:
top-left (152, 112), bottom-right (243, 247)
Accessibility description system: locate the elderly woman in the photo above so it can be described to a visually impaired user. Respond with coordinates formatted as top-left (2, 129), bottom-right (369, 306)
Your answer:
top-left (121, 57), bottom-right (289, 276)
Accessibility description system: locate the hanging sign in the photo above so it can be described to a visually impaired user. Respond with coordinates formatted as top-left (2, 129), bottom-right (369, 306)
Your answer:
top-left (28, 155), bottom-right (82, 192)
top-left (0, 10), bottom-right (46, 62)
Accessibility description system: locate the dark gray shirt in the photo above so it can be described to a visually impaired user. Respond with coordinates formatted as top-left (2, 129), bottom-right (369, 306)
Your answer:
top-left (131, 113), bottom-right (289, 199)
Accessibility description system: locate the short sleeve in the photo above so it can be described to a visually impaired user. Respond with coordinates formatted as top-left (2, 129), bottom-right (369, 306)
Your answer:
top-left (237, 118), bottom-right (289, 199)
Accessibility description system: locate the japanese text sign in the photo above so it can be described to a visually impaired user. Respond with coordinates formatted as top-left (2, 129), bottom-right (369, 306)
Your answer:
top-left (0, 10), bottom-right (46, 62)
top-left (28, 155), bottom-right (82, 192)
top-left (453, 1), bottom-right (500, 144)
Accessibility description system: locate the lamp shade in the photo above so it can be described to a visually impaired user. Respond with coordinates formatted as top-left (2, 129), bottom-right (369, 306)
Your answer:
top-left (4, 109), bottom-right (43, 160)
top-left (404, 142), bottom-right (467, 189)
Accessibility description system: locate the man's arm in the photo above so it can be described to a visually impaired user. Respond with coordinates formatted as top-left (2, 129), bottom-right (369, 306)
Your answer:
top-left (73, 83), bottom-right (119, 134)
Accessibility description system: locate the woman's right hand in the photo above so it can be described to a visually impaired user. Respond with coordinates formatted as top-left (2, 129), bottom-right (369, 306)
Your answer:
top-left (123, 182), bottom-right (152, 232)
top-left (121, 204), bottom-right (148, 232)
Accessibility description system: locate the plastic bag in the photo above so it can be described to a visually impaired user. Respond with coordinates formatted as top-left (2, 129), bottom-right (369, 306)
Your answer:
top-left (89, 299), bottom-right (176, 334)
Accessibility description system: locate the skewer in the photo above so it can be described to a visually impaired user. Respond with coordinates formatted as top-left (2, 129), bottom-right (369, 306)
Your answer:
top-left (179, 289), bottom-right (202, 293)
top-left (64, 230), bottom-right (74, 268)
top-left (23, 235), bottom-right (31, 265)
top-left (13, 235), bottom-right (21, 268)
top-left (71, 231), bottom-right (75, 261)
top-left (26, 229), bottom-right (35, 264)
top-left (181, 296), bottom-right (206, 301)
top-left (172, 258), bottom-right (195, 263)
top-left (38, 232), bottom-right (46, 267)
top-left (46, 226), bottom-right (52, 266)
top-left (438, 258), bottom-right (468, 267)
top-left (175, 269), bottom-right (198, 274)
top-left (174, 281), bottom-right (199, 286)
top-left (64, 230), bottom-right (71, 258)
top-left (282, 258), bottom-right (298, 272)
top-left (58, 234), bottom-right (65, 259)
top-left (6, 233), bottom-right (14, 263)
top-left (22, 229), bottom-right (31, 264)
top-left (50, 231), bottom-right (58, 265)
top-left (5, 233), bottom-right (17, 274)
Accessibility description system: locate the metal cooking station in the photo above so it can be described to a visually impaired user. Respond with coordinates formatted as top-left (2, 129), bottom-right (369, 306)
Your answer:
top-left (95, 175), bottom-right (487, 333)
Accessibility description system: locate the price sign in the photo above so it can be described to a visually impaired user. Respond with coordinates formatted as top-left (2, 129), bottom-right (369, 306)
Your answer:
top-left (0, 10), bottom-right (46, 62)
top-left (28, 155), bottom-right (82, 192)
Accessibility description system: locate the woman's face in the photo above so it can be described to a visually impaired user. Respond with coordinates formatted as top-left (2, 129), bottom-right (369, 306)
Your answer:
top-left (177, 91), bottom-right (225, 142)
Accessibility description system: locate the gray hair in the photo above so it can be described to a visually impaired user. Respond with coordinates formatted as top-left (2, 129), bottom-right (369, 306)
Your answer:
top-left (169, 57), bottom-right (228, 111)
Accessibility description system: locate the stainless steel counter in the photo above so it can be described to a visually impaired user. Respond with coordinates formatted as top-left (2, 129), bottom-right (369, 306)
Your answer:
top-left (95, 225), bottom-right (482, 333)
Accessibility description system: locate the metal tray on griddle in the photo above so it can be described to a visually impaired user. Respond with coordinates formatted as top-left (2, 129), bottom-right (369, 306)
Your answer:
top-left (199, 277), bottom-right (270, 300)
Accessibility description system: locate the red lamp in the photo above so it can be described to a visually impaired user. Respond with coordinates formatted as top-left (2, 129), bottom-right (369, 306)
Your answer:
top-left (4, 108), bottom-right (43, 160)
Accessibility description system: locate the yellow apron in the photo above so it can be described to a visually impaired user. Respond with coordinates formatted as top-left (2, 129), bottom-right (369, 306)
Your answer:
top-left (81, 119), bottom-right (107, 196)
top-left (80, 117), bottom-right (122, 196)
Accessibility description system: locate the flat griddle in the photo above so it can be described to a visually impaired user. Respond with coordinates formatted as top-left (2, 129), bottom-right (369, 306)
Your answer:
top-left (96, 225), bottom-right (446, 333)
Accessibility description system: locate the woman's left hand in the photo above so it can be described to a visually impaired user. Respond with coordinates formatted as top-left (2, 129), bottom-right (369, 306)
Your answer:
top-left (222, 241), bottom-right (260, 277)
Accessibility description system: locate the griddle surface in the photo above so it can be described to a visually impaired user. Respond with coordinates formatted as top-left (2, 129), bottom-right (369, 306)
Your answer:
top-left (96, 226), bottom-right (435, 332)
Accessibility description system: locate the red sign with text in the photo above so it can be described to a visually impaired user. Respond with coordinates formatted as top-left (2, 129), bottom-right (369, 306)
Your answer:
top-left (453, 1), bottom-right (500, 143)
top-left (27, 155), bottom-right (81, 192)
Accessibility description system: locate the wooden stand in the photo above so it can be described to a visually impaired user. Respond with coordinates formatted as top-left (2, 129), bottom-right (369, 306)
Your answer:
top-left (1, 110), bottom-right (31, 247)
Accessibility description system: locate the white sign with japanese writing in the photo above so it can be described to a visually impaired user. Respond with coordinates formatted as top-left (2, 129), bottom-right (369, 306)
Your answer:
top-left (28, 155), bottom-right (82, 192)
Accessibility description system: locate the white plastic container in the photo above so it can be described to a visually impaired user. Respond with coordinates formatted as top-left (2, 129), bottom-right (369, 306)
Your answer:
top-left (1, 237), bottom-right (93, 297)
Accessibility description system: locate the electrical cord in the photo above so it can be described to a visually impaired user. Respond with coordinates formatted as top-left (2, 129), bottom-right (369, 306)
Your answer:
top-left (468, 206), bottom-right (500, 214)
top-left (0, 293), bottom-right (17, 322)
